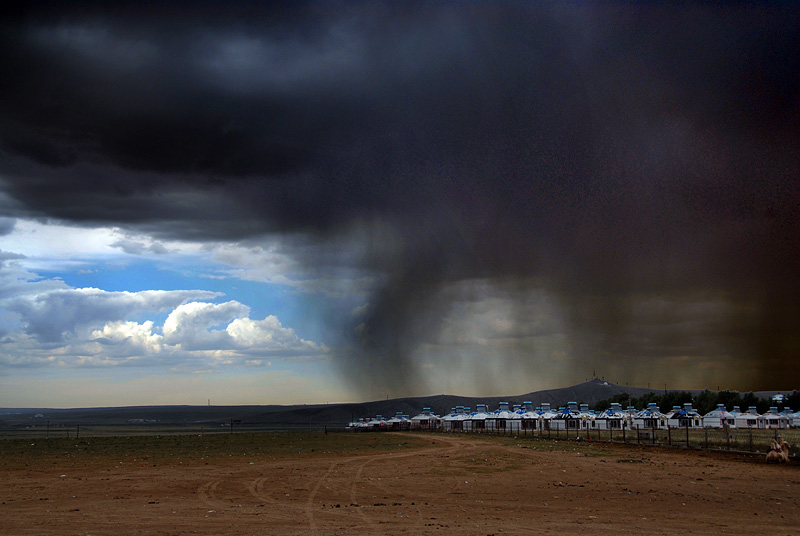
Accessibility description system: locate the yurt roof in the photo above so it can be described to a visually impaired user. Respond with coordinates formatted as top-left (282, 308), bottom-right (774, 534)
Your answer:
top-left (703, 405), bottom-right (734, 418)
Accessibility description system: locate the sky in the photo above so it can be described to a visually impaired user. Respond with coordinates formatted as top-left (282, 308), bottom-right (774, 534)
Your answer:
top-left (1, 2), bottom-right (799, 407)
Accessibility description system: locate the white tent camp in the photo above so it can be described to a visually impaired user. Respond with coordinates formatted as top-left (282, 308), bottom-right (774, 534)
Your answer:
top-left (594, 402), bottom-right (626, 430)
top-left (465, 404), bottom-right (491, 432)
top-left (633, 402), bottom-right (668, 429)
top-left (486, 402), bottom-right (519, 432)
top-left (760, 407), bottom-right (789, 429)
top-left (346, 417), bottom-right (371, 431)
top-left (790, 409), bottom-right (800, 428)
top-left (520, 401), bottom-right (539, 431)
top-left (666, 403), bottom-right (702, 428)
top-left (579, 404), bottom-right (595, 430)
top-left (551, 402), bottom-right (583, 431)
top-left (510, 404), bottom-right (526, 431)
top-left (410, 407), bottom-right (440, 430)
top-left (780, 408), bottom-right (795, 427)
top-left (386, 412), bottom-right (411, 430)
top-left (702, 404), bottom-right (736, 428)
top-left (536, 403), bottom-right (559, 430)
top-left (366, 415), bottom-right (387, 430)
top-left (734, 406), bottom-right (761, 429)
top-left (442, 406), bottom-right (468, 432)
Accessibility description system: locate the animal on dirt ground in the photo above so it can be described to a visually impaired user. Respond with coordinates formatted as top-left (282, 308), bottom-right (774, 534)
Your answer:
top-left (765, 435), bottom-right (791, 464)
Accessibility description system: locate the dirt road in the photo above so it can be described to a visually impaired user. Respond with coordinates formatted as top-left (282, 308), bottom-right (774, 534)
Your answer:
top-left (2, 433), bottom-right (798, 535)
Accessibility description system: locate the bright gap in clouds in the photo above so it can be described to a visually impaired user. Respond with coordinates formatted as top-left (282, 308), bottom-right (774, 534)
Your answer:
top-left (0, 219), bottom-right (344, 406)
top-left (1, 219), bottom-right (339, 344)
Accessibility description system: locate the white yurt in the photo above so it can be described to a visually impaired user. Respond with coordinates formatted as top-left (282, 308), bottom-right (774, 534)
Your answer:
top-left (466, 404), bottom-right (491, 432)
top-left (521, 401), bottom-right (539, 431)
top-left (538, 402), bottom-right (559, 430)
top-left (594, 402), bottom-right (626, 430)
top-left (366, 415), bottom-right (387, 430)
top-left (760, 407), bottom-right (789, 429)
top-left (666, 403), bottom-right (702, 428)
top-left (633, 402), bottom-right (667, 429)
top-left (734, 406), bottom-right (761, 429)
top-left (702, 404), bottom-right (736, 428)
top-left (455, 406), bottom-right (471, 431)
top-left (410, 407), bottom-right (440, 430)
top-left (552, 401), bottom-right (582, 431)
top-left (579, 404), bottom-right (595, 430)
top-left (346, 417), bottom-right (369, 431)
top-left (509, 404), bottom-right (524, 432)
top-left (386, 412), bottom-right (411, 430)
top-left (790, 409), bottom-right (800, 428)
top-left (486, 402), bottom-right (517, 432)
top-left (442, 406), bottom-right (468, 432)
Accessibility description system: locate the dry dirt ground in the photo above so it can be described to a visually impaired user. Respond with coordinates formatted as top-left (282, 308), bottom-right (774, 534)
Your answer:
top-left (2, 433), bottom-right (799, 535)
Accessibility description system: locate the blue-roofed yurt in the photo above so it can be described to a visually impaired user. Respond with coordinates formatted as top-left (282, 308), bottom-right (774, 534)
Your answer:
top-left (760, 407), bottom-right (789, 429)
top-left (538, 403), bottom-right (558, 431)
top-left (552, 401), bottom-right (582, 431)
top-left (442, 406), bottom-right (467, 432)
top-left (702, 404), bottom-right (736, 428)
top-left (666, 403), bottom-right (702, 428)
top-left (594, 402), bottom-right (625, 430)
top-left (386, 411), bottom-right (411, 430)
top-left (486, 402), bottom-right (516, 432)
top-left (790, 409), bottom-right (800, 428)
top-left (466, 404), bottom-right (490, 432)
top-left (734, 406), bottom-right (761, 429)
top-left (521, 401), bottom-right (540, 431)
top-left (410, 407), bottom-right (440, 430)
top-left (366, 415), bottom-right (387, 430)
top-left (633, 402), bottom-right (667, 429)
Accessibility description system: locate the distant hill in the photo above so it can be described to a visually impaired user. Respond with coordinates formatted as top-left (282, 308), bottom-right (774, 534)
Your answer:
top-left (0, 378), bottom-right (791, 428)
top-left (248, 377), bottom-right (673, 425)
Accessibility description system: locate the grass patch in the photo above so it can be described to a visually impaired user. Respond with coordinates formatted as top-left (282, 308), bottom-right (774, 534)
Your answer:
top-left (0, 431), bottom-right (434, 469)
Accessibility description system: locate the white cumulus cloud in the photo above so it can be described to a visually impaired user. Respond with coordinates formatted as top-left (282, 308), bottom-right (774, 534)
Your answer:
top-left (9, 287), bottom-right (222, 343)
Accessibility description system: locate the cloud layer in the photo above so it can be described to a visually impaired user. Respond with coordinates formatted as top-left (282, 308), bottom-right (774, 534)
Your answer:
top-left (1, 3), bottom-right (799, 394)
top-left (0, 257), bottom-right (328, 371)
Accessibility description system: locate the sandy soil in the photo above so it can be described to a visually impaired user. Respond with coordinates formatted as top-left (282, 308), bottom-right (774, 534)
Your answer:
top-left (1, 433), bottom-right (799, 535)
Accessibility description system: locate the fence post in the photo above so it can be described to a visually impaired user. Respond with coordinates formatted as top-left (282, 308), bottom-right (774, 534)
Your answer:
top-left (685, 423), bottom-right (689, 447)
top-left (704, 428), bottom-right (708, 449)
top-left (667, 425), bottom-right (671, 446)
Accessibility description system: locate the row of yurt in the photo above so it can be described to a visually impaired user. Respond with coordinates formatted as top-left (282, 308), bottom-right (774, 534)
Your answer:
top-left (346, 412), bottom-right (413, 431)
top-left (350, 402), bottom-right (796, 432)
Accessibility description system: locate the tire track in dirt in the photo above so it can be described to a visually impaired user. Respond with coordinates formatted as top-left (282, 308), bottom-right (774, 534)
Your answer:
top-left (306, 459), bottom-right (344, 533)
top-left (344, 434), bottom-right (480, 531)
top-left (392, 434), bottom-right (517, 508)
top-left (247, 477), bottom-right (287, 507)
top-left (198, 434), bottom-right (486, 533)
top-left (196, 480), bottom-right (220, 509)
top-left (305, 436), bottom-right (470, 533)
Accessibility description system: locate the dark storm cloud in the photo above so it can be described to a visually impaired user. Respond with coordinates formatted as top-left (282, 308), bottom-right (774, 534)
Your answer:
top-left (0, 218), bottom-right (16, 236)
top-left (1, 2), bottom-right (799, 392)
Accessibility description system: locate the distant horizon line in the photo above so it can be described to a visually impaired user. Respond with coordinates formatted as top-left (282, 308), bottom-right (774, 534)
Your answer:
top-left (1, 378), bottom-right (792, 411)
